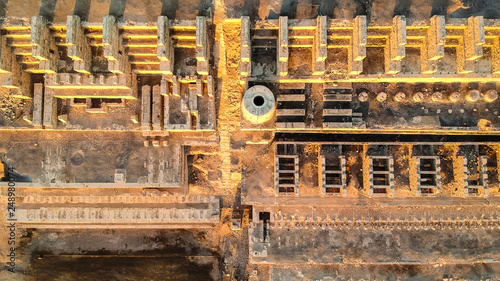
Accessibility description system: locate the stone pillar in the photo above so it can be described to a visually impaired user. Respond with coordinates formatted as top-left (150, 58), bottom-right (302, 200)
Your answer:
top-left (349, 15), bottom-right (366, 75)
top-left (141, 85), bottom-right (151, 130)
top-left (32, 83), bottom-right (44, 129)
top-left (196, 16), bottom-right (209, 75)
top-left (421, 15), bottom-right (445, 74)
top-left (158, 16), bottom-right (173, 74)
top-left (240, 16), bottom-right (251, 77)
top-left (152, 85), bottom-right (162, 131)
top-left (278, 16), bottom-right (289, 76)
top-left (385, 16), bottom-right (406, 74)
top-left (493, 37), bottom-right (500, 74)
top-left (103, 15), bottom-right (124, 73)
top-left (163, 94), bottom-right (170, 130)
top-left (67, 15), bottom-right (91, 73)
top-left (207, 75), bottom-right (214, 98)
top-left (42, 88), bottom-right (57, 129)
top-left (172, 75), bottom-right (180, 97)
top-left (31, 16), bottom-right (58, 72)
top-left (313, 16), bottom-right (327, 75)
top-left (188, 83), bottom-right (199, 129)
top-left (457, 16), bottom-right (485, 73)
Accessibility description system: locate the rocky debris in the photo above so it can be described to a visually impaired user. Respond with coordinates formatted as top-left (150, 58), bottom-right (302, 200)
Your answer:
top-left (0, 92), bottom-right (26, 124)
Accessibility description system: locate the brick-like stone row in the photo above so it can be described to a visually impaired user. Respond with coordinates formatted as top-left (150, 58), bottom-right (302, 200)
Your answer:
top-left (16, 206), bottom-right (220, 224)
top-left (22, 195), bottom-right (217, 204)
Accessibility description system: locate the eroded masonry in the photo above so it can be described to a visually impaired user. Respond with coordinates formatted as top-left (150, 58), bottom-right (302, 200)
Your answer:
top-left (1, 0), bottom-right (500, 280)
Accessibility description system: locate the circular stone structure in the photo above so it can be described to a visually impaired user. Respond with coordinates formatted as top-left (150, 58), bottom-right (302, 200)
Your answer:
top-left (449, 92), bottom-right (461, 102)
top-left (413, 92), bottom-right (424, 102)
top-left (394, 92), bottom-right (406, 102)
top-left (242, 85), bottom-right (276, 124)
top-left (376, 92), bottom-right (387, 102)
top-left (358, 92), bottom-right (369, 102)
top-left (432, 92), bottom-right (443, 102)
top-left (466, 90), bottom-right (480, 102)
top-left (484, 90), bottom-right (498, 103)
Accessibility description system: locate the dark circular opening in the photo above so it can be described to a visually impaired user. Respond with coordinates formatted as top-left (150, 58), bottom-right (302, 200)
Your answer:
top-left (70, 153), bottom-right (84, 166)
top-left (253, 95), bottom-right (265, 106)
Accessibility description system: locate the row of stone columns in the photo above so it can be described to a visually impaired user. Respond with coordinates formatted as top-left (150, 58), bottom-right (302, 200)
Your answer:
top-left (239, 15), bottom-right (497, 78)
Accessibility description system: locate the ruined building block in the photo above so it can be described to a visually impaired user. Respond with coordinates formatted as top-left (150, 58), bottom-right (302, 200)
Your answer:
top-left (322, 108), bottom-right (353, 128)
top-left (275, 143), bottom-right (299, 196)
top-left (313, 16), bottom-right (327, 75)
top-left (240, 16), bottom-right (251, 77)
top-left (164, 83), bottom-right (190, 130)
top-left (66, 15), bottom-right (91, 73)
top-left (415, 156), bottom-right (441, 196)
top-left (319, 155), bottom-right (347, 196)
top-left (277, 94), bottom-right (306, 102)
top-left (276, 90), bottom-right (307, 129)
top-left (322, 89), bottom-right (353, 129)
top-left (349, 16), bottom-right (367, 75)
top-left (32, 83), bottom-right (44, 129)
top-left (158, 16), bottom-right (173, 74)
top-left (464, 155), bottom-right (488, 197)
top-left (457, 16), bottom-right (485, 73)
top-left (31, 16), bottom-right (58, 73)
top-left (278, 16), bottom-right (289, 76)
top-left (365, 156), bottom-right (395, 197)
top-left (141, 85), bottom-right (152, 130)
top-left (385, 16), bottom-right (406, 74)
top-left (277, 109), bottom-right (305, 116)
top-left (421, 15), bottom-right (446, 74)
top-left (152, 85), bottom-right (162, 131)
top-left (114, 169), bottom-right (126, 183)
top-left (196, 16), bottom-right (209, 75)
top-left (42, 89), bottom-right (57, 129)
